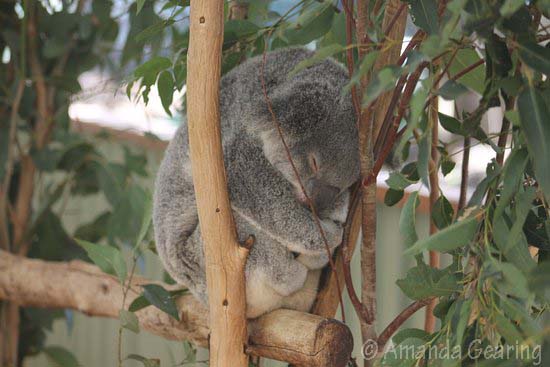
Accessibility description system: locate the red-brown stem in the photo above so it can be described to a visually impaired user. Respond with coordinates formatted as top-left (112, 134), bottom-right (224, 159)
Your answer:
top-left (377, 298), bottom-right (433, 349)
top-left (496, 97), bottom-right (514, 166)
top-left (342, 0), bottom-right (361, 119)
top-left (425, 83), bottom-right (440, 333)
top-left (452, 58), bottom-right (484, 81)
top-left (342, 188), bottom-right (372, 324)
top-left (432, 47), bottom-right (459, 90)
top-left (363, 62), bottom-right (429, 187)
top-left (397, 31), bottom-right (424, 66)
top-left (457, 136), bottom-right (470, 213)
top-left (425, 58), bottom-right (485, 107)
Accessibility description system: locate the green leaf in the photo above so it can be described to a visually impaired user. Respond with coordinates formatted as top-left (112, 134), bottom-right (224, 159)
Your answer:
top-left (224, 20), bottom-right (260, 45)
top-left (119, 310), bottom-right (140, 333)
top-left (290, 44), bottom-right (344, 76)
top-left (129, 295), bottom-right (151, 312)
top-left (447, 48), bottom-right (485, 94)
top-left (386, 171), bottom-right (414, 191)
top-left (493, 313), bottom-right (523, 345)
top-left (127, 354), bottom-right (160, 367)
top-left (517, 41), bottom-right (550, 76)
top-left (363, 66), bottom-right (401, 105)
top-left (407, 0), bottom-right (439, 34)
top-left (135, 19), bottom-right (175, 43)
top-left (431, 196), bottom-right (454, 230)
top-left (76, 239), bottom-right (127, 284)
top-left (135, 191), bottom-right (153, 251)
top-left (157, 71), bottom-right (174, 116)
top-left (286, 2), bottom-right (334, 44)
top-left (494, 188), bottom-right (537, 271)
top-left (43, 346), bottom-right (80, 367)
top-left (494, 148), bottom-right (528, 220)
top-left (142, 284), bottom-right (180, 320)
top-left (528, 261), bottom-right (550, 302)
top-left (392, 328), bottom-right (431, 345)
top-left (518, 87), bottom-right (550, 199)
top-left (500, 0), bottom-right (525, 17)
top-left (343, 51), bottom-right (379, 94)
top-left (405, 214), bottom-right (480, 255)
top-left (133, 57), bottom-right (171, 79)
top-left (483, 260), bottom-right (530, 300)
top-left (136, 0), bottom-right (146, 15)
top-left (437, 80), bottom-right (469, 100)
top-left (438, 113), bottom-right (463, 135)
top-left (397, 261), bottom-right (461, 300)
top-left (384, 188), bottom-right (404, 207)
top-left (399, 192), bottom-right (420, 248)
top-left (441, 157), bottom-right (456, 176)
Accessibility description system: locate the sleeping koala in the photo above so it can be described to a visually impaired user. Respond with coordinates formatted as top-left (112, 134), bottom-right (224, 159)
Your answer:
top-left (153, 48), bottom-right (359, 318)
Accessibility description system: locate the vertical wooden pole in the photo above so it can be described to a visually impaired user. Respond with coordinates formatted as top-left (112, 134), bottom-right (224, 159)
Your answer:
top-left (186, 1), bottom-right (249, 366)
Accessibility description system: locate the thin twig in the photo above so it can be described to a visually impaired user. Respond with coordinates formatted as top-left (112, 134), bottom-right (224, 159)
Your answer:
top-left (457, 136), bottom-right (470, 213)
top-left (342, 0), bottom-right (361, 119)
top-left (0, 81), bottom-right (25, 250)
top-left (341, 185), bottom-right (371, 323)
top-left (377, 298), bottom-right (433, 349)
top-left (425, 72), bottom-right (440, 333)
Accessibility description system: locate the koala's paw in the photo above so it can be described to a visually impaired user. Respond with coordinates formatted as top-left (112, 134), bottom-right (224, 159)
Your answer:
top-left (246, 270), bottom-right (284, 318)
top-left (296, 252), bottom-right (330, 270)
top-left (320, 219), bottom-right (344, 249)
top-left (281, 269), bottom-right (322, 313)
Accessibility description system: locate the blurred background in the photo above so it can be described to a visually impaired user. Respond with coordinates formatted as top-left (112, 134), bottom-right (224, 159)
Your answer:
top-left (0, 0), bottom-right (509, 366)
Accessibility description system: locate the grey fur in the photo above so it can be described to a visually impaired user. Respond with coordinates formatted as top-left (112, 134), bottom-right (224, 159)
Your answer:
top-left (153, 48), bottom-right (359, 318)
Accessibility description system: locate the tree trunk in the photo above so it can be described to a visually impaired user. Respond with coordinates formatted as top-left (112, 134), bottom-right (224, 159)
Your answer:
top-left (186, 1), bottom-right (249, 366)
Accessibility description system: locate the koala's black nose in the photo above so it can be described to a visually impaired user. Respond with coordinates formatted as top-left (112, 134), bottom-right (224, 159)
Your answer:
top-left (306, 179), bottom-right (339, 214)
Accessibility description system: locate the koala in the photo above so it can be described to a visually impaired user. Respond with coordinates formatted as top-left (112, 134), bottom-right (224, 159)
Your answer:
top-left (153, 48), bottom-right (359, 318)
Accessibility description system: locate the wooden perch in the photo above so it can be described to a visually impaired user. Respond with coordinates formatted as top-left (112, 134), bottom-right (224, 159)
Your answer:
top-left (0, 251), bottom-right (353, 367)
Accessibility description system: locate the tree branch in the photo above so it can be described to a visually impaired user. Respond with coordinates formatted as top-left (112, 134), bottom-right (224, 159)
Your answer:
top-left (186, 1), bottom-right (249, 365)
top-left (0, 251), bottom-right (353, 367)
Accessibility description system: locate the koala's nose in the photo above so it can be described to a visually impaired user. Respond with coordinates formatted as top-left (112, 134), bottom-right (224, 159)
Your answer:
top-left (306, 179), bottom-right (339, 215)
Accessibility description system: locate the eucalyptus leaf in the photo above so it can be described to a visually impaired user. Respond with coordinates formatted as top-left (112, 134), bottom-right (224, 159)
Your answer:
top-left (384, 188), bottom-right (404, 207)
top-left (43, 346), bottom-right (80, 367)
top-left (76, 239), bottom-right (127, 284)
top-left (437, 80), bottom-right (469, 100)
top-left (431, 195), bottom-right (454, 230)
top-left (127, 354), bottom-right (160, 367)
top-left (518, 87), bottom-right (550, 199)
top-left (157, 70), bottom-right (174, 116)
top-left (119, 310), bottom-right (140, 333)
top-left (290, 44), bottom-right (344, 76)
top-left (142, 284), bottom-right (180, 320)
top-left (399, 192), bottom-right (420, 248)
top-left (407, 0), bottom-right (439, 34)
top-left (517, 41), bottom-right (550, 76)
top-left (405, 214), bottom-right (480, 255)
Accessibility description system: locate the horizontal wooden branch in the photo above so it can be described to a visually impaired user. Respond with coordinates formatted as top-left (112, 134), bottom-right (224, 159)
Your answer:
top-left (0, 251), bottom-right (353, 367)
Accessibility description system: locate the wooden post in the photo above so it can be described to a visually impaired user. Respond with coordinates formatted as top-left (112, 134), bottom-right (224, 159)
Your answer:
top-left (186, 1), bottom-right (249, 366)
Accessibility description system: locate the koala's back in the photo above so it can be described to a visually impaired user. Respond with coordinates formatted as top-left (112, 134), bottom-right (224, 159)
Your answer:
top-left (219, 47), bottom-right (350, 135)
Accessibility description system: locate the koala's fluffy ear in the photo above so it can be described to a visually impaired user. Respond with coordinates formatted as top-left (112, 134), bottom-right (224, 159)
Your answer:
top-left (251, 80), bottom-right (336, 138)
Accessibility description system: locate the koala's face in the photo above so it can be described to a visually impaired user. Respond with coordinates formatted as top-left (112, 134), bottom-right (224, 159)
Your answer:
top-left (260, 82), bottom-right (359, 217)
